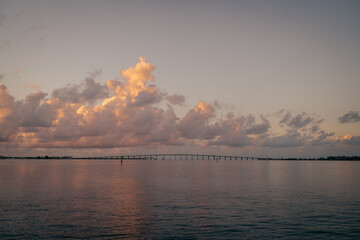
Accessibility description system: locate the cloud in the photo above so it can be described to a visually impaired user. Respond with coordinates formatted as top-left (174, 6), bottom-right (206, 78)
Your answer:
top-left (279, 112), bottom-right (291, 124)
top-left (336, 135), bottom-right (360, 146)
top-left (338, 111), bottom-right (360, 123)
top-left (129, 90), bottom-right (162, 107)
top-left (178, 108), bottom-right (270, 147)
top-left (262, 111), bottom-right (333, 148)
top-left (17, 91), bottom-right (54, 127)
top-left (52, 84), bottom-right (81, 103)
top-left (0, 83), bottom-right (15, 112)
top-left (0, 57), bottom-right (183, 148)
top-left (311, 131), bottom-right (335, 146)
top-left (25, 83), bottom-right (41, 91)
top-left (166, 93), bottom-right (185, 105)
top-left (178, 101), bottom-right (215, 139)
top-left (279, 112), bottom-right (314, 129)
top-left (0, 84), bottom-right (16, 141)
top-left (88, 68), bottom-right (102, 78)
top-left (244, 115), bottom-right (270, 135)
top-left (81, 77), bottom-right (109, 103)
top-left (52, 76), bottom-right (108, 104)
top-left (0, 85), bottom-right (58, 143)
top-left (311, 125), bottom-right (320, 134)
top-left (262, 131), bottom-right (304, 148)
top-left (0, 58), bottom-right (342, 152)
top-left (208, 116), bottom-right (255, 147)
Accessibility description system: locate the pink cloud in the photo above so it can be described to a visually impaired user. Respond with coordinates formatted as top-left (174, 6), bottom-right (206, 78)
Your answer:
top-left (0, 58), bottom-right (339, 151)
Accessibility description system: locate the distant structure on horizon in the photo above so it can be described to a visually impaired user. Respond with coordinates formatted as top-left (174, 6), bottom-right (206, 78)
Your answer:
top-left (1, 154), bottom-right (359, 161)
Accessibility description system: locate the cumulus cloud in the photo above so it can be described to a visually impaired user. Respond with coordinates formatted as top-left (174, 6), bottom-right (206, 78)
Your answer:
top-left (260, 110), bottom-right (332, 148)
top-left (0, 84), bottom-right (14, 108)
top-left (166, 93), bottom-right (185, 105)
top-left (279, 111), bottom-right (314, 129)
top-left (244, 115), bottom-right (270, 135)
top-left (311, 131), bottom-right (335, 146)
top-left (336, 135), bottom-right (360, 146)
top-left (0, 84), bottom-right (16, 141)
top-left (262, 131), bottom-right (304, 148)
top-left (338, 111), bottom-right (360, 123)
top-left (0, 58), bottom-right (341, 151)
top-left (208, 116), bottom-right (255, 147)
top-left (129, 90), bottom-right (162, 107)
top-left (52, 76), bottom-right (108, 104)
top-left (0, 58), bottom-right (182, 148)
top-left (178, 107), bottom-right (270, 147)
top-left (178, 101), bottom-right (215, 139)
top-left (18, 91), bottom-right (54, 127)
top-left (0, 84), bottom-right (58, 143)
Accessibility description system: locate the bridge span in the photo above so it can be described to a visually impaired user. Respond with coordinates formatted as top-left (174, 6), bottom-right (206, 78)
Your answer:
top-left (105, 154), bottom-right (256, 161)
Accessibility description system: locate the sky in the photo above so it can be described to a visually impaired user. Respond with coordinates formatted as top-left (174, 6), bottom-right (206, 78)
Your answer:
top-left (0, 0), bottom-right (359, 157)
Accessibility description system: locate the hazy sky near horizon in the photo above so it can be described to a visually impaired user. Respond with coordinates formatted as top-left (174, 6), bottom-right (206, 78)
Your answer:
top-left (1, 0), bottom-right (359, 157)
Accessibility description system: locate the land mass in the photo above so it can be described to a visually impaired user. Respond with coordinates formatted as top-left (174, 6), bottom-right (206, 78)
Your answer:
top-left (1, 155), bottom-right (360, 161)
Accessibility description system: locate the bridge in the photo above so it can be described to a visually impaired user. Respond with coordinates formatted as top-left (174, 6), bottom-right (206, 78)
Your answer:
top-left (104, 154), bottom-right (256, 161)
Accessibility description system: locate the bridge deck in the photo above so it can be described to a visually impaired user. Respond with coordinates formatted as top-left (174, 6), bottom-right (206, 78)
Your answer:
top-left (105, 154), bottom-right (256, 160)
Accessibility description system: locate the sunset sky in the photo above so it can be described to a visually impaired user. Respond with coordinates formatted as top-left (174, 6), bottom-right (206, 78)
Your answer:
top-left (1, 0), bottom-right (359, 157)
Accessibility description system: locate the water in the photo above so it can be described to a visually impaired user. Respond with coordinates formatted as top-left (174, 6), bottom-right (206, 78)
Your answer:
top-left (1, 159), bottom-right (359, 239)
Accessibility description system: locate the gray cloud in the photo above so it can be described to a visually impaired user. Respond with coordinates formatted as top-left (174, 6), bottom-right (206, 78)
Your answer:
top-left (343, 136), bottom-right (360, 146)
top-left (166, 94), bottom-right (185, 105)
top-left (311, 131), bottom-right (335, 146)
top-left (16, 91), bottom-right (54, 127)
top-left (262, 131), bottom-right (304, 148)
top-left (0, 58), bottom-right (341, 150)
top-left (130, 90), bottom-right (162, 107)
top-left (279, 111), bottom-right (315, 129)
top-left (311, 125), bottom-right (320, 133)
top-left (336, 135), bottom-right (360, 146)
top-left (266, 111), bottom-right (333, 148)
top-left (0, 84), bottom-right (57, 142)
top-left (178, 109), bottom-right (210, 139)
top-left (338, 111), bottom-right (360, 123)
top-left (52, 77), bottom-right (108, 104)
top-left (144, 108), bottom-right (179, 144)
top-left (279, 112), bottom-right (291, 124)
top-left (211, 133), bottom-right (253, 147)
top-left (52, 84), bottom-right (81, 103)
top-left (178, 111), bottom-right (271, 148)
top-left (0, 78), bottom-right (334, 150)
top-left (88, 68), bottom-right (102, 78)
top-left (288, 114), bottom-right (313, 129)
top-left (81, 77), bottom-right (109, 103)
top-left (244, 115), bottom-right (270, 135)
top-left (0, 84), bottom-right (16, 141)
top-left (0, 83), bottom-right (15, 108)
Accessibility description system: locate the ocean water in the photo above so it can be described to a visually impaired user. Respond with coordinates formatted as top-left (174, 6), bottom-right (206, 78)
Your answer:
top-left (0, 159), bottom-right (359, 239)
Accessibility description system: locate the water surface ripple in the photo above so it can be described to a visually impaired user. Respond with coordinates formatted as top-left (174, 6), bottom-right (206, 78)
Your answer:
top-left (0, 159), bottom-right (359, 239)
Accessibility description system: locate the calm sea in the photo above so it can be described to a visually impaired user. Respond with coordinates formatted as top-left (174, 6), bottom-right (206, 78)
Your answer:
top-left (0, 159), bottom-right (359, 239)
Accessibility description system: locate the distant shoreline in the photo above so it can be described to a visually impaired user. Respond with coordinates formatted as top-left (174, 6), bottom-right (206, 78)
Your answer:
top-left (1, 155), bottom-right (360, 161)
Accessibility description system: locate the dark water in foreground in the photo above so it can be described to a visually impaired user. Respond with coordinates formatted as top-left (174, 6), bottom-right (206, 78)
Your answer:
top-left (0, 159), bottom-right (360, 239)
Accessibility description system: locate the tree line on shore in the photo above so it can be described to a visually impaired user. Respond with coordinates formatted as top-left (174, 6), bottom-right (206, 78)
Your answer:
top-left (1, 155), bottom-right (360, 160)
